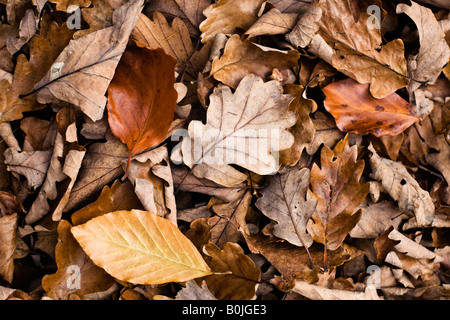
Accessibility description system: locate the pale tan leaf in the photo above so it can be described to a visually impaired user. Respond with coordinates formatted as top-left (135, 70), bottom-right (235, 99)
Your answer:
top-left (256, 167), bottom-right (317, 248)
top-left (293, 280), bottom-right (382, 300)
top-left (175, 74), bottom-right (296, 186)
top-left (175, 280), bottom-right (216, 300)
top-left (368, 143), bottom-right (435, 226)
top-left (71, 210), bottom-right (213, 285)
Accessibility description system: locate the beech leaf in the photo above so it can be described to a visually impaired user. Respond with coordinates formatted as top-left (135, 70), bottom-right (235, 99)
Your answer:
top-left (106, 45), bottom-right (177, 177)
top-left (323, 78), bottom-right (418, 136)
top-left (71, 210), bottom-right (213, 285)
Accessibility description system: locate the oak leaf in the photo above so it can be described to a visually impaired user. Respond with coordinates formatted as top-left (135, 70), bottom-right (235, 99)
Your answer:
top-left (173, 74), bottom-right (296, 187)
top-left (245, 8), bottom-right (298, 38)
top-left (71, 210), bottom-right (213, 284)
top-left (199, 0), bottom-right (266, 43)
top-left (323, 78), bottom-right (418, 136)
top-left (106, 46), bottom-right (177, 177)
top-left (199, 242), bottom-right (260, 300)
top-left (0, 213), bottom-right (17, 284)
top-left (210, 34), bottom-right (300, 89)
top-left (287, 0), bottom-right (409, 98)
top-left (308, 136), bottom-right (369, 269)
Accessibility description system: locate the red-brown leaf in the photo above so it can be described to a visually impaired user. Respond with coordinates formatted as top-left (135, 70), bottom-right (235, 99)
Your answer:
top-left (323, 78), bottom-right (418, 136)
top-left (106, 45), bottom-right (177, 176)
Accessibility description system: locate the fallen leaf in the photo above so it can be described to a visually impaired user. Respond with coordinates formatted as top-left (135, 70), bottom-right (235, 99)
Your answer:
top-left (42, 220), bottom-right (115, 300)
top-left (30, 0), bottom-right (144, 122)
top-left (0, 213), bottom-right (17, 284)
top-left (106, 45), bottom-right (177, 177)
top-left (368, 143), bottom-right (435, 226)
top-left (172, 165), bottom-right (246, 202)
top-left (199, 242), bottom-right (260, 300)
top-left (208, 190), bottom-right (252, 247)
top-left (245, 8), bottom-right (298, 38)
top-left (280, 84), bottom-right (317, 165)
top-left (175, 280), bottom-right (216, 300)
top-left (293, 280), bottom-right (381, 300)
top-left (71, 210), bottom-right (213, 284)
top-left (210, 34), bottom-right (300, 89)
top-left (71, 179), bottom-right (143, 226)
top-left (132, 12), bottom-right (203, 81)
top-left (323, 78), bottom-right (418, 136)
top-left (174, 74), bottom-right (296, 187)
top-left (64, 134), bottom-right (128, 212)
top-left (4, 148), bottom-right (52, 191)
top-left (0, 17), bottom-right (74, 123)
top-left (287, 0), bottom-right (409, 98)
top-left (199, 0), bottom-right (266, 43)
top-left (256, 166), bottom-right (317, 250)
top-left (308, 136), bottom-right (369, 269)
top-left (397, 1), bottom-right (450, 96)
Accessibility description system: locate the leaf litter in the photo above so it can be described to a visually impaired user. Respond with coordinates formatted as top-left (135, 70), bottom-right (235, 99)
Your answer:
top-left (0, 0), bottom-right (449, 301)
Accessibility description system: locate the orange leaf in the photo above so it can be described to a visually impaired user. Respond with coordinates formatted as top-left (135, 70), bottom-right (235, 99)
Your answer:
top-left (323, 78), bottom-right (418, 136)
top-left (106, 45), bottom-right (177, 177)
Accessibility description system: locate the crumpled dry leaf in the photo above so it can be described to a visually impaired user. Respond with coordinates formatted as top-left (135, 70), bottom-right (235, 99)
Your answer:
top-left (368, 143), bottom-right (435, 226)
top-left (245, 8), bottom-right (298, 38)
top-left (397, 1), bottom-right (450, 98)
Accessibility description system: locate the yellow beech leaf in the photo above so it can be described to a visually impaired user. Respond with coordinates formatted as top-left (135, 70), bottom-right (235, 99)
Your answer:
top-left (71, 210), bottom-right (213, 285)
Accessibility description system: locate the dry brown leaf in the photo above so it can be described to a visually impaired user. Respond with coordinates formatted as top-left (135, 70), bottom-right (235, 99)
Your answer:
top-left (397, 1), bottom-right (450, 97)
top-left (172, 165), bottom-right (246, 202)
top-left (293, 280), bottom-right (381, 300)
top-left (245, 8), bottom-right (298, 38)
top-left (173, 74), bottom-right (296, 187)
top-left (175, 280), bottom-right (216, 300)
top-left (30, 1), bottom-right (144, 122)
top-left (256, 167), bottom-right (317, 249)
top-left (308, 136), bottom-right (369, 267)
top-left (132, 12), bottom-right (208, 81)
top-left (287, 0), bottom-right (409, 98)
top-left (210, 34), bottom-right (300, 89)
top-left (199, 242), bottom-right (260, 300)
top-left (42, 220), bottom-right (115, 300)
top-left (71, 179), bottom-right (142, 226)
top-left (199, 0), bottom-right (266, 43)
top-left (72, 210), bottom-right (213, 284)
top-left (0, 213), bottom-right (17, 284)
top-left (144, 0), bottom-right (210, 37)
top-left (280, 84), bottom-right (317, 165)
top-left (368, 143), bottom-right (435, 226)
top-left (208, 190), bottom-right (252, 247)
top-left (64, 134), bottom-right (128, 212)
top-left (306, 112), bottom-right (345, 156)
top-left (0, 17), bottom-right (74, 123)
